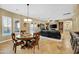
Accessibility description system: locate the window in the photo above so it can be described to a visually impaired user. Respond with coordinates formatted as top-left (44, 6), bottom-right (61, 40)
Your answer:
top-left (2, 16), bottom-right (12, 36)
top-left (30, 23), bottom-right (34, 34)
top-left (13, 18), bottom-right (20, 35)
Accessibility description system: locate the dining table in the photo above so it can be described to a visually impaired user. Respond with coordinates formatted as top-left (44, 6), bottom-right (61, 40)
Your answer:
top-left (16, 34), bottom-right (34, 40)
top-left (16, 33), bottom-right (35, 48)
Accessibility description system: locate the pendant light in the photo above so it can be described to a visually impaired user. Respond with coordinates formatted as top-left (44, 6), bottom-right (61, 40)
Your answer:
top-left (24, 4), bottom-right (32, 22)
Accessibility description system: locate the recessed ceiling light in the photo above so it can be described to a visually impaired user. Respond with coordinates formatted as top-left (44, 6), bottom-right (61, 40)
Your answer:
top-left (15, 9), bottom-right (19, 11)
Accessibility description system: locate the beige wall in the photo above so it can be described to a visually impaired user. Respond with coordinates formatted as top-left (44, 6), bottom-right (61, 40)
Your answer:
top-left (0, 8), bottom-right (43, 42)
top-left (57, 19), bottom-right (72, 33)
top-left (0, 8), bottom-right (29, 41)
top-left (72, 5), bottom-right (79, 32)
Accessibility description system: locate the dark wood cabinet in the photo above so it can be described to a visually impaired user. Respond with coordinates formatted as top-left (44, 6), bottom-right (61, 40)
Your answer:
top-left (59, 22), bottom-right (63, 33)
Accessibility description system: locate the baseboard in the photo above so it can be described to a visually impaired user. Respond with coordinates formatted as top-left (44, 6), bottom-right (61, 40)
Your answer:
top-left (0, 39), bottom-right (12, 44)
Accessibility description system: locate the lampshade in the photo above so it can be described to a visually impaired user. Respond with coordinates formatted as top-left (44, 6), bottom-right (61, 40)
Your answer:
top-left (24, 19), bottom-right (28, 22)
top-left (24, 18), bottom-right (32, 22)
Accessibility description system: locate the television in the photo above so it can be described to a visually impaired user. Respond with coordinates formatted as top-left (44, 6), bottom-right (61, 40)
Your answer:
top-left (50, 24), bottom-right (57, 28)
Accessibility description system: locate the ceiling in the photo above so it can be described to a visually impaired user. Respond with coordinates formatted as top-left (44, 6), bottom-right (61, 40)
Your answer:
top-left (0, 4), bottom-right (74, 20)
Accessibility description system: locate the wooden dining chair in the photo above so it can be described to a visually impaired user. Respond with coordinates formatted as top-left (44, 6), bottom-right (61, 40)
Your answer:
top-left (32, 32), bottom-right (40, 53)
top-left (26, 32), bottom-right (40, 53)
top-left (70, 32), bottom-right (75, 49)
top-left (11, 33), bottom-right (24, 53)
top-left (70, 32), bottom-right (77, 50)
top-left (73, 36), bottom-right (79, 54)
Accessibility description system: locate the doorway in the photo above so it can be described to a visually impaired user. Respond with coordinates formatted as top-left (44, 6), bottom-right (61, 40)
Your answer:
top-left (59, 22), bottom-right (63, 33)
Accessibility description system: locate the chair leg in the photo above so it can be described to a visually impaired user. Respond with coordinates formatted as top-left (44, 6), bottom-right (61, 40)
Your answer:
top-left (33, 46), bottom-right (35, 54)
top-left (72, 40), bottom-right (75, 50)
top-left (74, 44), bottom-right (77, 54)
top-left (70, 39), bottom-right (72, 45)
top-left (38, 44), bottom-right (39, 50)
top-left (71, 40), bottom-right (73, 46)
top-left (72, 43), bottom-right (75, 50)
top-left (13, 45), bottom-right (15, 51)
top-left (14, 45), bottom-right (17, 53)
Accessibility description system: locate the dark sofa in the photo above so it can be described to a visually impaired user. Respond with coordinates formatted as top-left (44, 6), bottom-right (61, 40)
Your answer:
top-left (40, 30), bottom-right (61, 39)
top-left (74, 32), bottom-right (79, 35)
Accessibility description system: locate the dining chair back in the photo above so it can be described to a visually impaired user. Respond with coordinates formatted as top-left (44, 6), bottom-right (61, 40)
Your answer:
top-left (33, 32), bottom-right (40, 50)
top-left (12, 33), bottom-right (16, 40)
top-left (11, 33), bottom-right (24, 53)
top-left (70, 32), bottom-right (77, 50)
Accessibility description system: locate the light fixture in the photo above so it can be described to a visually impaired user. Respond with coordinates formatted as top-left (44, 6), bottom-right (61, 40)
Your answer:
top-left (24, 18), bottom-right (32, 22)
top-left (28, 19), bottom-right (32, 22)
top-left (24, 19), bottom-right (28, 22)
top-left (15, 9), bottom-right (19, 11)
top-left (27, 4), bottom-right (29, 21)
top-left (24, 4), bottom-right (32, 23)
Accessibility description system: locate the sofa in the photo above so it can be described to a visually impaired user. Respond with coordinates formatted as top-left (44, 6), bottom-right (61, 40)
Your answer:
top-left (40, 29), bottom-right (61, 39)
